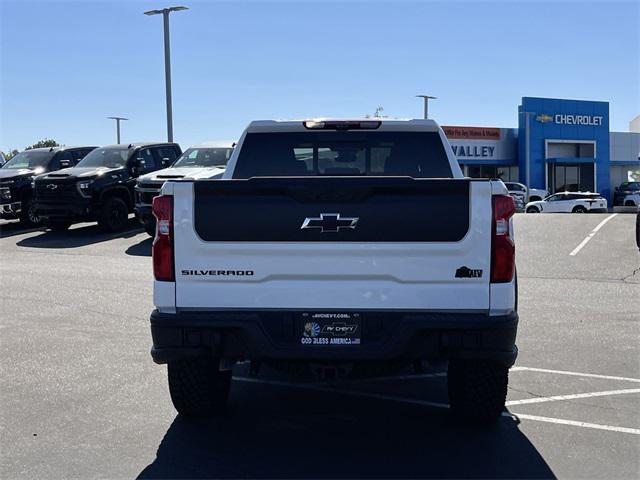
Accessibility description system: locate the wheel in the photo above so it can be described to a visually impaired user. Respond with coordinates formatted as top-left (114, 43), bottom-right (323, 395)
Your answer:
top-left (168, 357), bottom-right (231, 418)
top-left (526, 206), bottom-right (539, 213)
top-left (143, 220), bottom-right (156, 237)
top-left (447, 359), bottom-right (508, 423)
top-left (572, 205), bottom-right (587, 213)
top-left (47, 220), bottom-right (72, 231)
top-left (625, 201), bottom-right (636, 207)
top-left (19, 198), bottom-right (42, 227)
top-left (98, 197), bottom-right (129, 232)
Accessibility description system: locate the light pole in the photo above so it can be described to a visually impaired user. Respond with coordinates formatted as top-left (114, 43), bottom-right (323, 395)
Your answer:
top-left (144, 5), bottom-right (189, 143)
top-left (520, 111), bottom-right (535, 189)
top-left (107, 116), bottom-right (128, 144)
top-left (416, 95), bottom-right (437, 119)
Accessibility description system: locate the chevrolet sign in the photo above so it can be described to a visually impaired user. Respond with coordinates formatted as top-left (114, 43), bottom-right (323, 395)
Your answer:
top-left (554, 114), bottom-right (603, 126)
top-left (536, 113), bottom-right (603, 126)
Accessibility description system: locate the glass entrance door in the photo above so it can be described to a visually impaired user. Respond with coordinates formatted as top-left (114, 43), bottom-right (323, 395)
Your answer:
top-left (548, 164), bottom-right (594, 193)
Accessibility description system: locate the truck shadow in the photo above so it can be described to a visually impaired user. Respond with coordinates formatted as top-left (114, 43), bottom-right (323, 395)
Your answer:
top-left (16, 219), bottom-right (143, 248)
top-left (0, 221), bottom-right (44, 239)
top-left (125, 236), bottom-right (152, 257)
top-left (138, 378), bottom-right (555, 479)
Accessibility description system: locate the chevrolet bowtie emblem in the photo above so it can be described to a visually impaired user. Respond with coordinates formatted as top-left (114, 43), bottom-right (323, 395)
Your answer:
top-left (301, 213), bottom-right (359, 233)
top-left (536, 114), bottom-right (553, 123)
top-left (46, 184), bottom-right (58, 190)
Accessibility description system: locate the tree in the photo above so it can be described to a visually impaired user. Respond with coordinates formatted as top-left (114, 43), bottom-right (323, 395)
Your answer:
top-left (2, 139), bottom-right (59, 161)
top-left (25, 139), bottom-right (59, 150)
top-left (3, 149), bottom-right (20, 160)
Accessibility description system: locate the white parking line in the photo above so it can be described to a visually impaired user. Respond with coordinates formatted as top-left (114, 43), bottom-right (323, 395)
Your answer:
top-left (511, 366), bottom-right (640, 383)
top-left (506, 388), bottom-right (640, 406)
top-left (569, 213), bottom-right (617, 256)
top-left (234, 376), bottom-right (640, 435)
top-left (508, 413), bottom-right (640, 435)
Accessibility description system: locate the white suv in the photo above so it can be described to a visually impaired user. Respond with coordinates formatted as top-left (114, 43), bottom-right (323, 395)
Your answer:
top-left (525, 192), bottom-right (607, 213)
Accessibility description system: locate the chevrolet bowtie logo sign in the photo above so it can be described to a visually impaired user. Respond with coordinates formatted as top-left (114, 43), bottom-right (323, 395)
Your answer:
top-left (536, 114), bottom-right (553, 123)
top-left (301, 213), bottom-right (359, 233)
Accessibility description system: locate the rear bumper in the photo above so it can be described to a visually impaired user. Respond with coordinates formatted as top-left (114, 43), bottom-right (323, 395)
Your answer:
top-left (150, 309), bottom-right (518, 367)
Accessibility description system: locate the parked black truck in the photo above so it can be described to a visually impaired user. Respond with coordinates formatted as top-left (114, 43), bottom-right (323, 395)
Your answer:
top-left (0, 146), bottom-right (96, 227)
top-left (34, 142), bottom-right (181, 231)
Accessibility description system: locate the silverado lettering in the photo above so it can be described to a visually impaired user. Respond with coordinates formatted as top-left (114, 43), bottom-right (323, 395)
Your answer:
top-left (181, 269), bottom-right (255, 276)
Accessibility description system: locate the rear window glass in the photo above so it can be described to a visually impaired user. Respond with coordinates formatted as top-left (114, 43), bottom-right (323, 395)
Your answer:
top-left (232, 132), bottom-right (452, 179)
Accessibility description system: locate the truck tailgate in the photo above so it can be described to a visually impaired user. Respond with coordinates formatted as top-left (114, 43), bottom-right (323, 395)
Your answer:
top-left (172, 177), bottom-right (492, 311)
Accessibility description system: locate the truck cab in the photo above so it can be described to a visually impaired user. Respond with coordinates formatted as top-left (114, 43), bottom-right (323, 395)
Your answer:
top-left (0, 146), bottom-right (96, 226)
top-left (149, 119), bottom-right (518, 423)
top-left (135, 142), bottom-right (233, 235)
top-left (34, 142), bottom-right (181, 231)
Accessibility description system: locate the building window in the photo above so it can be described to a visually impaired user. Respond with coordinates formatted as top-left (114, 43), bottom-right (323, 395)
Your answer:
top-left (466, 165), bottom-right (518, 181)
top-left (498, 166), bottom-right (519, 182)
top-left (547, 164), bottom-right (594, 193)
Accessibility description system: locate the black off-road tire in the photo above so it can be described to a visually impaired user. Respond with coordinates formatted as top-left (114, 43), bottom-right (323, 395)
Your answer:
top-left (447, 360), bottom-right (508, 423)
top-left (168, 357), bottom-right (231, 418)
top-left (526, 206), bottom-right (539, 213)
top-left (47, 220), bottom-right (72, 231)
top-left (572, 205), bottom-right (587, 213)
top-left (98, 197), bottom-right (129, 232)
top-left (19, 198), bottom-right (42, 227)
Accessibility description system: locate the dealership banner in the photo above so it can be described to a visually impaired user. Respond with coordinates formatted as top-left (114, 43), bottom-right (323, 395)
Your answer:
top-left (443, 126), bottom-right (501, 140)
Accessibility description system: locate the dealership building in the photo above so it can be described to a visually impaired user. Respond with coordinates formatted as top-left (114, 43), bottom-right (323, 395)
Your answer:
top-left (443, 97), bottom-right (640, 202)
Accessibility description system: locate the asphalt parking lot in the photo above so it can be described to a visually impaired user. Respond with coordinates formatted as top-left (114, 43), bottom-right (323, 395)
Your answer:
top-left (1, 213), bottom-right (639, 479)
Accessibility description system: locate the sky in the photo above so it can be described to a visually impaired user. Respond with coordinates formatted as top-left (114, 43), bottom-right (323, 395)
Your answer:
top-left (1, 0), bottom-right (638, 153)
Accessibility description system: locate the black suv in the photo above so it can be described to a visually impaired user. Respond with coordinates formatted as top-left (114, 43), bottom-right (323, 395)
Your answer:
top-left (613, 181), bottom-right (640, 206)
top-left (0, 146), bottom-right (96, 226)
top-left (34, 142), bottom-right (181, 231)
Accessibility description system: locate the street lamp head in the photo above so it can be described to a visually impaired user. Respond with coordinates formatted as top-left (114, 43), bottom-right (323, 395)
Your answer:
top-left (107, 116), bottom-right (128, 121)
top-left (416, 95), bottom-right (437, 100)
top-left (144, 6), bottom-right (188, 15)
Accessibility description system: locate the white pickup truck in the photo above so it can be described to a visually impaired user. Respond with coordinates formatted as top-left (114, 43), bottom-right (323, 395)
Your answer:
top-left (149, 119), bottom-right (518, 422)
top-left (135, 142), bottom-right (233, 235)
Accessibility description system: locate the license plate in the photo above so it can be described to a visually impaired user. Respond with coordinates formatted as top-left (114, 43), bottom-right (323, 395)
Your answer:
top-left (300, 312), bottom-right (361, 346)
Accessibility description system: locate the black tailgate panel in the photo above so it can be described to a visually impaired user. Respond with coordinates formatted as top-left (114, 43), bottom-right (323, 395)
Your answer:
top-left (192, 177), bottom-right (471, 242)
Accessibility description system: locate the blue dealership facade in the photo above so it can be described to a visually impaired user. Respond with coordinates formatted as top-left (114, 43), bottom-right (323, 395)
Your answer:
top-left (444, 97), bottom-right (640, 202)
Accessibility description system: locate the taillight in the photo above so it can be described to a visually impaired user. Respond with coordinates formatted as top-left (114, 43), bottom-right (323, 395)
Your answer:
top-left (152, 195), bottom-right (174, 282)
top-left (491, 194), bottom-right (516, 283)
